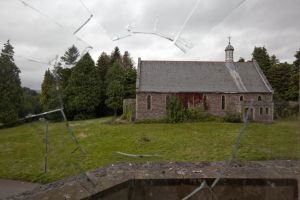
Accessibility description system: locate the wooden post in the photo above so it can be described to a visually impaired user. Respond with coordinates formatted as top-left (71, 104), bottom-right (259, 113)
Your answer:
top-left (44, 120), bottom-right (49, 173)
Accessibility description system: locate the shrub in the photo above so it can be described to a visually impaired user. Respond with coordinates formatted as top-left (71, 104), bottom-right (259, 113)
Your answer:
top-left (121, 101), bottom-right (134, 122)
top-left (166, 96), bottom-right (184, 123)
top-left (274, 101), bottom-right (298, 119)
top-left (73, 113), bottom-right (95, 121)
top-left (223, 112), bottom-right (242, 123)
top-left (183, 105), bottom-right (217, 122)
top-left (0, 108), bottom-right (18, 124)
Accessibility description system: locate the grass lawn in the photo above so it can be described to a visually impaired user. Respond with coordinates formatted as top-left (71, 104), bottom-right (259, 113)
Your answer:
top-left (0, 118), bottom-right (298, 183)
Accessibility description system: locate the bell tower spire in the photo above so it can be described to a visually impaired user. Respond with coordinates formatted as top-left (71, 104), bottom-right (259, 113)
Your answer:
top-left (225, 36), bottom-right (234, 62)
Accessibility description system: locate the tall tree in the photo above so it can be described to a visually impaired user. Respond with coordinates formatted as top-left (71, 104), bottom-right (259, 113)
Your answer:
top-left (20, 87), bottom-right (41, 116)
top-left (96, 52), bottom-right (110, 81)
top-left (252, 47), bottom-right (271, 77)
top-left (268, 62), bottom-right (292, 101)
top-left (95, 52), bottom-right (111, 115)
top-left (60, 45), bottom-right (80, 65)
top-left (105, 80), bottom-right (125, 116)
top-left (121, 51), bottom-right (136, 98)
top-left (105, 62), bottom-right (126, 114)
top-left (110, 46), bottom-right (122, 64)
top-left (105, 62), bottom-right (126, 84)
top-left (122, 51), bottom-right (134, 69)
top-left (40, 69), bottom-right (57, 111)
top-left (270, 54), bottom-right (279, 66)
top-left (64, 53), bottom-right (102, 119)
top-left (293, 49), bottom-right (300, 71)
top-left (53, 64), bottom-right (72, 91)
top-left (56, 45), bottom-right (80, 90)
top-left (0, 40), bottom-right (23, 123)
top-left (288, 50), bottom-right (300, 100)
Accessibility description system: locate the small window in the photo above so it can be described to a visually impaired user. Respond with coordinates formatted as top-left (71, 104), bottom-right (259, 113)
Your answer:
top-left (240, 96), bottom-right (243, 101)
top-left (166, 95), bottom-right (170, 108)
top-left (266, 107), bottom-right (269, 115)
top-left (221, 95), bottom-right (225, 110)
top-left (147, 95), bottom-right (151, 110)
top-left (258, 96), bottom-right (262, 101)
top-left (259, 107), bottom-right (263, 115)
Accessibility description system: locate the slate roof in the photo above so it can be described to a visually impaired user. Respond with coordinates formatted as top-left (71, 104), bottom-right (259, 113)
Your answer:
top-left (225, 44), bottom-right (234, 51)
top-left (136, 59), bottom-right (273, 93)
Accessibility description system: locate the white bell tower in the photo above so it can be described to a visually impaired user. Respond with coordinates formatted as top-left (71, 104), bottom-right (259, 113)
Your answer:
top-left (225, 36), bottom-right (234, 62)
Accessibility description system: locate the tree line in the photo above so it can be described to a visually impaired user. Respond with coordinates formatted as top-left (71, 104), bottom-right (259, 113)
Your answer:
top-left (246, 47), bottom-right (299, 118)
top-left (0, 40), bottom-right (40, 124)
top-left (251, 47), bottom-right (299, 101)
top-left (0, 41), bottom-right (136, 124)
top-left (40, 45), bottom-right (136, 120)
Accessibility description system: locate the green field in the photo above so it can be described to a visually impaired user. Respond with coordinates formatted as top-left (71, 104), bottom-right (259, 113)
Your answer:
top-left (0, 118), bottom-right (298, 183)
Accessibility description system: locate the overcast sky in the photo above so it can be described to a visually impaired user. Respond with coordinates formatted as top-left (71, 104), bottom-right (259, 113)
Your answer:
top-left (0, 0), bottom-right (299, 90)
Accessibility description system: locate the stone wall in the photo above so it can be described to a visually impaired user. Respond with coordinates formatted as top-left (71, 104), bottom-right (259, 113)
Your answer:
top-left (136, 92), bottom-right (168, 120)
top-left (136, 92), bottom-right (273, 122)
top-left (206, 93), bottom-right (273, 122)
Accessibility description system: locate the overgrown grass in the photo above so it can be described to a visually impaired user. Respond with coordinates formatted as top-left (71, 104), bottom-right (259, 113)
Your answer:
top-left (0, 117), bottom-right (297, 183)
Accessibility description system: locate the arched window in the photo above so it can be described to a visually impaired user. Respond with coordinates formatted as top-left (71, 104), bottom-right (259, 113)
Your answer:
top-left (259, 107), bottom-right (263, 115)
top-left (221, 95), bottom-right (225, 110)
top-left (240, 95), bottom-right (243, 101)
top-left (147, 95), bottom-right (151, 110)
top-left (266, 107), bottom-right (269, 115)
top-left (166, 95), bottom-right (170, 109)
top-left (258, 96), bottom-right (262, 101)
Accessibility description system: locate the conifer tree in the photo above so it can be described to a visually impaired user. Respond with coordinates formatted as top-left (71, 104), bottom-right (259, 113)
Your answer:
top-left (60, 45), bottom-right (80, 65)
top-left (288, 50), bottom-right (300, 100)
top-left (122, 51), bottom-right (134, 69)
top-left (122, 51), bottom-right (136, 98)
top-left (105, 62), bottom-right (125, 114)
top-left (56, 45), bottom-right (80, 90)
top-left (95, 52), bottom-right (111, 115)
top-left (252, 47), bottom-right (271, 77)
top-left (64, 53), bottom-right (102, 119)
top-left (105, 80), bottom-right (124, 116)
top-left (105, 62), bottom-right (126, 84)
top-left (110, 46), bottom-right (122, 64)
top-left (40, 69), bottom-right (57, 111)
top-left (268, 62), bottom-right (292, 101)
top-left (96, 52), bottom-right (110, 81)
top-left (0, 40), bottom-right (23, 123)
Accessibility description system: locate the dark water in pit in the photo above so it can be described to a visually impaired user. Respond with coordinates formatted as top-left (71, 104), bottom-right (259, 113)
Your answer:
top-left (88, 178), bottom-right (297, 200)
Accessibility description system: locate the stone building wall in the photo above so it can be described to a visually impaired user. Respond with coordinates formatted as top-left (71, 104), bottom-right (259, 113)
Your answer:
top-left (136, 92), bottom-right (273, 122)
top-left (205, 93), bottom-right (273, 122)
top-left (136, 92), bottom-right (168, 120)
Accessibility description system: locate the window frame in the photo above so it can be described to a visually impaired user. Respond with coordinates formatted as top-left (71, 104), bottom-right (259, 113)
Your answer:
top-left (165, 95), bottom-right (170, 110)
top-left (146, 94), bottom-right (152, 111)
top-left (266, 107), bottom-right (269, 115)
top-left (259, 107), bottom-right (263, 115)
top-left (221, 95), bottom-right (225, 110)
top-left (240, 95), bottom-right (244, 101)
top-left (258, 96), bottom-right (262, 101)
